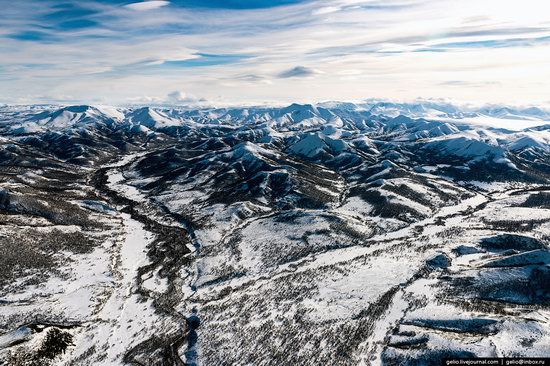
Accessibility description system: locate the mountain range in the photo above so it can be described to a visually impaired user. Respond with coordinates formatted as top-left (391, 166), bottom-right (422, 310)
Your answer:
top-left (0, 101), bottom-right (549, 365)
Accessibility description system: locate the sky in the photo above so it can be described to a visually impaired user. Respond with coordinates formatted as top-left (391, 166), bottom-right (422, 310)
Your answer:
top-left (1, 0), bottom-right (550, 106)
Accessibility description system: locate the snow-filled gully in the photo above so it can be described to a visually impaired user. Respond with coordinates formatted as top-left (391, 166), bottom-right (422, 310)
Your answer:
top-left (91, 155), bottom-right (196, 365)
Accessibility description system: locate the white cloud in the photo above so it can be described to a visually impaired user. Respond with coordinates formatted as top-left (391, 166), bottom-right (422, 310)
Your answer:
top-left (126, 95), bottom-right (165, 104)
top-left (124, 1), bottom-right (170, 11)
top-left (167, 91), bottom-right (202, 103)
top-left (126, 91), bottom-right (205, 105)
top-left (312, 6), bottom-right (341, 15)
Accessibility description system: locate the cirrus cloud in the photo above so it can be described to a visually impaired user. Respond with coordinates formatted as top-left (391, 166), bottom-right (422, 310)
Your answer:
top-left (277, 66), bottom-right (323, 78)
top-left (124, 1), bottom-right (170, 11)
top-left (2, 0), bottom-right (550, 105)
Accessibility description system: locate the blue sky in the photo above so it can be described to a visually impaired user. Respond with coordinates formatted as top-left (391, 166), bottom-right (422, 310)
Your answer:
top-left (1, 0), bottom-right (550, 105)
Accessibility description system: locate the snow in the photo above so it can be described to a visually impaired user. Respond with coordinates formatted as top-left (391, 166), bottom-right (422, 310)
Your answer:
top-left (95, 105), bottom-right (125, 121)
top-left (231, 141), bottom-right (279, 160)
top-left (483, 207), bottom-right (550, 222)
top-left (107, 171), bottom-right (145, 202)
top-left (289, 133), bottom-right (327, 157)
top-left (118, 214), bottom-right (151, 282)
top-left (142, 269), bottom-right (169, 293)
top-left (335, 196), bottom-right (374, 218)
top-left (426, 132), bottom-right (504, 158)
top-left (508, 130), bottom-right (550, 151)
top-left (82, 213), bottom-right (161, 365)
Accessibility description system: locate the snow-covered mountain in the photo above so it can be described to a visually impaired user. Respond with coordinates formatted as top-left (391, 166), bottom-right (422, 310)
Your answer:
top-left (0, 102), bottom-right (549, 365)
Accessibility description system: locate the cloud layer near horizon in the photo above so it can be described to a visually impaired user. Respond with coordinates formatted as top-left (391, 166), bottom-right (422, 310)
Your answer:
top-left (1, 0), bottom-right (550, 105)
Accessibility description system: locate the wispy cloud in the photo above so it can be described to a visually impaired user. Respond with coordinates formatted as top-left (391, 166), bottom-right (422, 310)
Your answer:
top-left (233, 74), bottom-right (273, 84)
top-left (1, 0), bottom-right (550, 105)
top-left (125, 1), bottom-right (170, 11)
top-left (439, 80), bottom-right (502, 88)
top-left (127, 91), bottom-right (206, 105)
top-left (312, 6), bottom-right (341, 15)
top-left (277, 66), bottom-right (323, 78)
